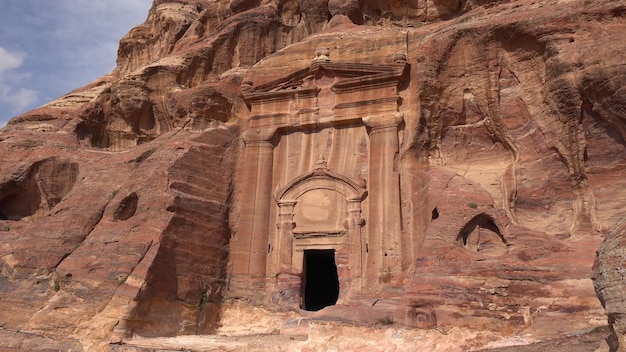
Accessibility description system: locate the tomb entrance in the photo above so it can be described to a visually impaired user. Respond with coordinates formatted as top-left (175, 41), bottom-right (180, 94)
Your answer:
top-left (229, 48), bottom-right (410, 308)
top-left (302, 249), bottom-right (339, 311)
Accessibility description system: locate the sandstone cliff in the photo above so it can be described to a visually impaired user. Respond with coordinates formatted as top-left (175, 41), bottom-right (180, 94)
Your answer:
top-left (0, 0), bottom-right (625, 351)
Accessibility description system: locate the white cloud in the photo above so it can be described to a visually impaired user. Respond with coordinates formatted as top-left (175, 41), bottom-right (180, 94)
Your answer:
top-left (0, 86), bottom-right (38, 112)
top-left (0, 46), bottom-right (24, 73)
top-left (0, 90), bottom-right (38, 115)
top-left (0, 46), bottom-right (38, 115)
top-left (0, 1), bottom-right (151, 126)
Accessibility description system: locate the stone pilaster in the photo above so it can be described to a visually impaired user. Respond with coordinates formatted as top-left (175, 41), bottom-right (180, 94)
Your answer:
top-left (230, 128), bottom-right (276, 291)
top-left (347, 196), bottom-right (364, 292)
top-left (273, 200), bottom-right (296, 275)
top-left (364, 113), bottom-right (403, 287)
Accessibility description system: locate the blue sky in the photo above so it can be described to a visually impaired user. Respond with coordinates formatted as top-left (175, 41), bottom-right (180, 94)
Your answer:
top-left (0, 0), bottom-right (152, 127)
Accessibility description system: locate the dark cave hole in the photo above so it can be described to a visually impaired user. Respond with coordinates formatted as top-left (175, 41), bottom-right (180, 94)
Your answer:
top-left (456, 213), bottom-right (508, 256)
top-left (0, 191), bottom-right (41, 221)
top-left (431, 207), bottom-right (439, 220)
top-left (457, 213), bottom-right (503, 245)
top-left (302, 249), bottom-right (339, 311)
top-left (114, 192), bottom-right (139, 221)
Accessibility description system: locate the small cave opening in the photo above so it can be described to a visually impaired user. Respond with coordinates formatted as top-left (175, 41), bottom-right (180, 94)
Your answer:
top-left (431, 207), bottom-right (439, 220)
top-left (457, 213), bottom-right (507, 256)
top-left (75, 115), bottom-right (107, 148)
top-left (114, 192), bottom-right (139, 221)
top-left (138, 106), bottom-right (156, 131)
top-left (0, 188), bottom-right (41, 221)
top-left (0, 158), bottom-right (78, 221)
top-left (302, 249), bottom-right (339, 311)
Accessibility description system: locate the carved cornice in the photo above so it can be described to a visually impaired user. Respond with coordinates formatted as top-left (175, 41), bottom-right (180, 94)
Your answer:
top-left (241, 61), bottom-right (408, 105)
top-left (293, 230), bottom-right (346, 239)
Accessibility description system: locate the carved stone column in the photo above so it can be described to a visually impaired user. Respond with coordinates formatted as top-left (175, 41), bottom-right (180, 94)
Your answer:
top-left (347, 196), bottom-right (364, 292)
top-left (231, 128), bottom-right (276, 291)
top-left (268, 200), bottom-right (299, 308)
top-left (364, 113), bottom-right (403, 287)
top-left (273, 200), bottom-right (296, 274)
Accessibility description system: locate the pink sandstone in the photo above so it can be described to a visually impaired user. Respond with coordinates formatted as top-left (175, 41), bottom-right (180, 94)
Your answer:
top-left (0, 0), bottom-right (624, 351)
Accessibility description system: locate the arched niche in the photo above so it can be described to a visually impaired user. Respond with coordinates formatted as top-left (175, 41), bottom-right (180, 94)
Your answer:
top-left (275, 169), bottom-right (367, 237)
top-left (272, 168), bottom-right (367, 300)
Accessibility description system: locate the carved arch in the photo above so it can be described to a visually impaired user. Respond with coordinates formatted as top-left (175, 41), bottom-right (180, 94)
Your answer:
top-left (275, 169), bottom-right (367, 203)
top-left (271, 169), bottom-right (367, 297)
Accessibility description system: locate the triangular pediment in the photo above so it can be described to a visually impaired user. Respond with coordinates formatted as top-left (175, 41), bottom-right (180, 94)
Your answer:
top-left (241, 60), bottom-right (408, 104)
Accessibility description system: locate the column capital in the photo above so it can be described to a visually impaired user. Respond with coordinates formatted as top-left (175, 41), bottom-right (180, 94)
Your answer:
top-left (277, 200), bottom-right (297, 207)
top-left (363, 112), bottom-right (404, 130)
top-left (243, 127), bottom-right (277, 145)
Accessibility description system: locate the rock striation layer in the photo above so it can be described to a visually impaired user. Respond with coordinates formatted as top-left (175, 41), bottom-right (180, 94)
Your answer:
top-left (0, 0), bottom-right (625, 351)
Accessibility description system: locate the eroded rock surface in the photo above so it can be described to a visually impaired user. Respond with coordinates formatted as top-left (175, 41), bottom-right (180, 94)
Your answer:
top-left (0, 0), bottom-right (624, 351)
top-left (594, 220), bottom-right (626, 351)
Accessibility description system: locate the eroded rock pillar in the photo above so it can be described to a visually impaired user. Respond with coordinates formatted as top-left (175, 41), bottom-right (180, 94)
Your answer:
top-left (365, 113), bottom-right (403, 287)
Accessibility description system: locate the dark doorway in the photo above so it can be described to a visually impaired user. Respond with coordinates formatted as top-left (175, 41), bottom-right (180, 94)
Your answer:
top-left (302, 249), bottom-right (339, 311)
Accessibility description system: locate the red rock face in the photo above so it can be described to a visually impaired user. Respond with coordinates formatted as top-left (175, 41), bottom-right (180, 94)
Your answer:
top-left (0, 0), bottom-right (624, 350)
